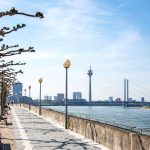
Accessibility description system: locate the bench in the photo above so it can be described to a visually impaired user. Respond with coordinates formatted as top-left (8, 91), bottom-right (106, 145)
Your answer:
top-left (0, 113), bottom-right (12, 126)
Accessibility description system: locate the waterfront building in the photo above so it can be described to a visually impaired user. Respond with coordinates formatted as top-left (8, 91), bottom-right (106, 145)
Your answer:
top-left (69, 98), bottom-right (86, 103)
top-left (87, 66), bottom-right (93, 102)
top-left (109, 96), bottom-right (113, 102)
top-left (57, 93), bottom-right (64, 102)
top-left (44, 95), bottom-right (52, 100)
top-left (115, 98), bottom-right (122, 102)
top-left (128, 97), bottom-right (133, 102)
top-left (141, 97), bottom-right (145, 102)
top-left (73, 92), bottom-right (82, 100)
top-left (13, 81), bottom-right (22, 96)
top-left (54, 96), bottom-right (57, 101)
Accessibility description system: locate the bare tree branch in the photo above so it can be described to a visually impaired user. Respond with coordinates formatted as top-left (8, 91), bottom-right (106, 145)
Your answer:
top-left (0, 60), bottom-right (26, 68)
top-left (0, 44), bottom-right (19, 51)
top-left (0, 7), bottom-right (44, 19)
top-left (0, 47), bottom-right (35, 58)
top-left (0, 24), bottom-right (26, 37)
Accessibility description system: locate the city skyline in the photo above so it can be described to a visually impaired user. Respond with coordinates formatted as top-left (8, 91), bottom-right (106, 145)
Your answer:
top-left (1, 0), bottom-right (150, 101)
top-left (12, 80), bottom-right (147, 102)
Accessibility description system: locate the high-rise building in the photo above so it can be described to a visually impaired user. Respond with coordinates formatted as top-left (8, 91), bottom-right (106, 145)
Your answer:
top-left (13, 81), bottom-right (22, 96)
top-left (54, 96), bottom-right (57, 101)
top-left (73, 92), bottom-right (82, 100)
top-left (57, 93), bottom-right (64, 102)
top-left (109, 96), bottom-right (113, 102)
top-left (141, 97), bottom-right (145, 102)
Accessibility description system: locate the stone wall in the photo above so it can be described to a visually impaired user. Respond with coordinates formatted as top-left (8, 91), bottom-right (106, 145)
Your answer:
top-left (21, 105), bottom-right (150, 150)
top-left (41, 108), bottom-right (65, 126)
top-left (68, 115), bottom-right (132, 150)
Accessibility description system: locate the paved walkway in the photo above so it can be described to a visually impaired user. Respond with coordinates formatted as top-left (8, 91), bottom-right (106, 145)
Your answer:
top-left (11, 106), bottom-right (109, 150)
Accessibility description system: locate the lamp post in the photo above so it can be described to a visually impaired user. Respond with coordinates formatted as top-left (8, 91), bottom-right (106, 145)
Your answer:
top-left (24, 89), bottom-right (27, 106)
top-left (38, 78), bottom-right (43, 115)
top-left (24, 89), bottom-right (27, 96)
top-left (24, 89), bottom-right (26, 105)
top-left (28, 85), bottom-right (31, 110)
top-left (63, 59), bottom-right (71, 129)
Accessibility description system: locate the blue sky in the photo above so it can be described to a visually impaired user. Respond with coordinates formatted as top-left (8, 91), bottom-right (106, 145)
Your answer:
top-left (1, 0), bottom-right (150, 101)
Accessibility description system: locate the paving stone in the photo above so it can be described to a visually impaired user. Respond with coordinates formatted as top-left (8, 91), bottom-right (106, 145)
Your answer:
top-left (11, 107), bottom-right (108, 150)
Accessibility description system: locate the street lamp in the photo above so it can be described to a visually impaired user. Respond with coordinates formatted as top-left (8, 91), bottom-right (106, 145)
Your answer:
top-left (63, 59), bottom-right (71, 129)
top-left (38, 78), bottom-right (43, 115)
top-left (28, 85), bottom-right (31, 110)
top-left (24, 89), bottom-right (27, 96)
top-left (24, 89), bottom-right (27, 106)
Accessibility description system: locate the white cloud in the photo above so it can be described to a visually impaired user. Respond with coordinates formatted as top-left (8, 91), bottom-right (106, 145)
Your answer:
top-left (103, 29), bottom-right (142, 58)
top-left (41, 0), bottom-right (112, 39)
top-left (6, 50), bottom-right (61, 62)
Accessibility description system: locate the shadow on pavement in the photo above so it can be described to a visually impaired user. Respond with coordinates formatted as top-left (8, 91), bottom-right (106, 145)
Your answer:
top-left (2, 137), bottom-right (97, 150)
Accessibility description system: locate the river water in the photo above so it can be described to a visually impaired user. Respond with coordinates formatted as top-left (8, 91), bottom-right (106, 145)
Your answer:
top-left (43, 106), bottom-right (150, 134)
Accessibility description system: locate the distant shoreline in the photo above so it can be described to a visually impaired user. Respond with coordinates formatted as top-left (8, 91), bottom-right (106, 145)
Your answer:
top-left (144, 106), bottom-right (150, 109)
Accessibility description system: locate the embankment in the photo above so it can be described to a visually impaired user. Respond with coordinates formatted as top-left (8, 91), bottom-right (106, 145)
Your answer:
top-left (21, 104), bottom-right (150, 150)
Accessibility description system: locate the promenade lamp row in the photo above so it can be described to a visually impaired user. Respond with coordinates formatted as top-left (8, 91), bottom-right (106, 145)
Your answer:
top-left (23, 78), bottom-right (43, 115)
top-left (23, 59), bottom-right (71, 129)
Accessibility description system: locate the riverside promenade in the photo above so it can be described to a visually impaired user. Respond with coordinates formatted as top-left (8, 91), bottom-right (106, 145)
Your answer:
top-left (11, 106), bottom-right (109, 150)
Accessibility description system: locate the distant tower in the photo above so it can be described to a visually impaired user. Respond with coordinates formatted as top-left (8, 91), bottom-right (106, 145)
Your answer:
top-left (87, 66), bottom-right (93, 102)
top-left (124, 78), bottom-right (129, 107)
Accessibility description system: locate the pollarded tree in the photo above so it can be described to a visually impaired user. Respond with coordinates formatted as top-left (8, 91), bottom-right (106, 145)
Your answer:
top-left (0, 7), bottom-right (44, 116)
top-left (0, 68), bottom-right (22, 116)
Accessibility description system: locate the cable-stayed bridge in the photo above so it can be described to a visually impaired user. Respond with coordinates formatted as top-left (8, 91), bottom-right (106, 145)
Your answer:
top-left (98, 79), bottom-right (150, 107)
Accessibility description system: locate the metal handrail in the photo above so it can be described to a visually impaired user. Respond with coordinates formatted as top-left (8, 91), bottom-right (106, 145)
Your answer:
top-left (43, 107), bottom-right (150, 135)
top-left (137, 128), bottom-right (150, 134)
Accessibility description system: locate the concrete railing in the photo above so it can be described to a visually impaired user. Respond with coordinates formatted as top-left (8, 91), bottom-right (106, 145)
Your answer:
top-left (21, 104), bottom-right (150, 150)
